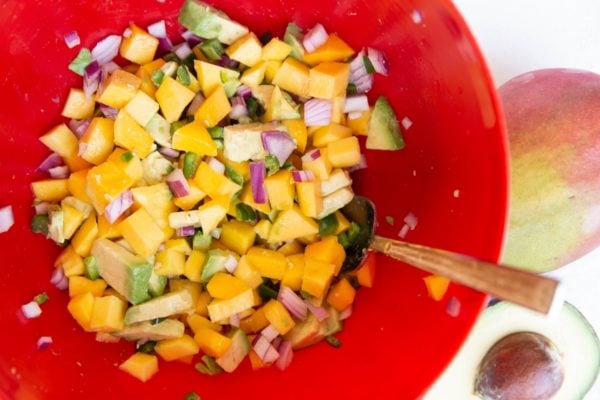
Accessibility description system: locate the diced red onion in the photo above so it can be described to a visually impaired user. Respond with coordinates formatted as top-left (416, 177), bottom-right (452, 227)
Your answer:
top-left (104, 190), bottom-right (133, 224)
top-left (34, 202), bottom-right (50, 215)
top-left (339, 305), bottom-right (353, 320)
top-left (304, 99), bottom-right (332, 126)
top-left (49, 165), bottom-right (70, 179)
top-left (348, 154), bottom-right (368, 172)
top-left (411, 9), bottom-right (424, 24)
top-left (301, 148), bottom-right (321, 162)
top-left (224, 254), bottom-right (238, 274)
top-left (156, 36), bottom-right (174, 57)
top-left (250, 161), bottom-right (267, 204)
top-left (174, 42), bottom-right (192, 60)
top-left (37, 153), bottom-right (64, 173)
top-left (291, 170), bottom-right (315, 182)
top-left (350, 49), bottom-right (367, 73)
top-left (63, 31), bottom-right (81, 49)
top-left (187, 93), bottom-right (205, 116)
top-left (101, 61), bottom-right (119, 77)
top-left (0, 205), bottom-right (14, 233)
top-left (176, 226), bottom-right (195, 237)
top-left (147, 20), bottom-right (167, 38)
top-left (83, 60), bottom-right (102, 99)
top-left (91, 35), bottom-right (122, 66)
top-left (207, 157), bottom-right (225, 175)
top-left (278, 286), bottom-right (308, 320)
top-left (263, 344), bottom-right (280, 364)
top-left (158, 146), bottom-right (180, 159)
top-left (367, 47), bottom-right (390, 76)
top-left (210, 227), bottom-right (222, 239)
top-left (398, 223), bottom-right (410, 238)
top-left (50, 267), bottom-right (68, 290)
top-left (271, 336), bottom-right (282, 350)
top-left (229, 313), bottom-right (241, 328)
top-left (181, 30), bottom-right (203, 47)
top-left (446, 296), bottom-right (461, 318)
top-left (302, 23), bottom-right (328, 53)
top-left (343, 95), bottom-right (369, 113)
top-left (275, 340), bottom-right (293, 370)
top-left (404, 212), bottom-right (418, 230)
top-left (253, 335), bottom-right (271, 359)
top-left (229, 96), bottom-right (248, 120)
top-left (98, 104), bottom-right (118, 119)
top-left (349, 50), bottom-right (374, 93)
top-left (217, 54), bottom-right (240, 69)
top-left (260, 325), bottom-right (280, 342)
top-left (236, 85), bottom-right (252, 99)
top-left (347, 111), bottom-right (363, 120)
top-left (166, 169), bottom-right (191, 198)
top-left (304, 300), bottom-right (329, 322)
top-left (37, 336), bottom-right (53, 350)
top-left (68, 119), bottom-right (91, 138)
top-left (354, 73), bottom-right (374, 93)
top-left (261, 131), bottom-right (296, 166)
top-left (21, 301), bottom-right (42, 319)
top-left (401, 116), bottom-right (413, 130)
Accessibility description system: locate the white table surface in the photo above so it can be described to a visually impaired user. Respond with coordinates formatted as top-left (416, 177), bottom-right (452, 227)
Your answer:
top-left (448, 1), bottom-right (600, 398)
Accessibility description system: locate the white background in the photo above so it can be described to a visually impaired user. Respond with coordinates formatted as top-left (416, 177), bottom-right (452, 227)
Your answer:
top-left (452, 0), bottom-right (600, 397)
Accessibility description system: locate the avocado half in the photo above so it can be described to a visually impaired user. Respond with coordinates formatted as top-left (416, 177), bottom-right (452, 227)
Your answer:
top-left (424, 302), bottom-right (600, 400)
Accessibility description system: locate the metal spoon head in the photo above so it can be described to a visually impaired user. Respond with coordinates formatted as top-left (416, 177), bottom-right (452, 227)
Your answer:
top-left (339, 195), bottom-right (377, 274)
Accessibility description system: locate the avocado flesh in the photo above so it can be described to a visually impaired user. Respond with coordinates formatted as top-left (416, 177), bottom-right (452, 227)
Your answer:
top-left (91, 238), bottom-right (152, 305)
top-left (113, 319), bottom-right (185, 341)
top-left (366, 96), bottom-right (405, 150)
top-left (216, 328), bottom-right (250, 372)
top-left (124, 290), bottom-right (195, 325)
top-left (178, 0), bottom-right (249, 45)
top-left (423, 302), bottom-right (600, 400)
top-left (284, 307), bottom-right (342, 350)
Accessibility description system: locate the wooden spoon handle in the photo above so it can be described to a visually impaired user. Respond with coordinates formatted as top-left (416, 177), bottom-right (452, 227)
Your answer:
top-left (370, 235), bottom-right (560, 314)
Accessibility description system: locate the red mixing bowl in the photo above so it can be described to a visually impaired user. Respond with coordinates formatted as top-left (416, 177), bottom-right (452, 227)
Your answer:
top-left (0, 0), bottom-right (508, 399)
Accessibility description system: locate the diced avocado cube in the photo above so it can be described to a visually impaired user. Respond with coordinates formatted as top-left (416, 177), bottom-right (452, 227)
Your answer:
top-left (284, 23), bottom-right (304, 62)
top-left (91, 238), bottom-right (153, 305)
top-left (366, 96), bottom-right (405, 150)
top-left (215, 328), bottom-right (250, 372)
top-left (148, 270), bottom-right (168, 297)
top-left (200, 249), bottom-right (229, 282)
top-left (83, 256), bottom-right (100, 280)
top-left (145, 113), bottom-right (172, 148)
top-left (124, 290), bottom-right (195, 325)
top-left (113, 319), bottom-right (185, 341)
top-left (178, 0), bottom-right (249, 45)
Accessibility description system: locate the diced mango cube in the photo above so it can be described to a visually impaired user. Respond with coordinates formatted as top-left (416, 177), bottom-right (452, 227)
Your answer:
top-left (62, 88), bottom-right (95, 119)
top-left (67, 292), bottom-right (95, 331)
top-left (136, 58), bottom-right (166, 98)
top-left (264, 85), bottom-right (300, 121)
top-left (130, 183), bottom-right (176, 224)
top-left (246, 247), bottom-right (287, 280)
top-left (89, 295), bottom-right (127, 332)
top-left (194, 85), bottom-right (231, 128)
top-left (347, 108), bottom-right (371, 136)
top-left (272, 57), bottom-right (310, 97)
top-left (31, 179), bottom-right (70, 202)
top-left (207, 288), bottom-right (254, 322)
top-left (326, 278), bottom-right (356, 311)
top-left (278, 240), bottom-right (304, 256)
top-left (193, 327), bottom-right (232, 358)
top-left (262, 299), bottom-right (295, 335)
top-left (355, 252), bottom-right (376, 288)
top-left (264, 60), bottom-right (282, 84)
top-left (173, 181), bottom-right (207, 210)
top-left (240, 61), bottom-right (267, 88)
top-left (118, 208), bottom-right (165, 258)
top-left (282, 119), bottom-right (307, 153)
top-left (155, 248), bottom-right (186, 276)
top-left (184, 250), bottom-right (207, 283)
top-left (124, 90), bottom-right (159, 127)
top-left (267, 205), bottom-right (319, 243)
top-left (172, 120), bottom-right (218, 156)
top-left (119, 353), bottom-right (159, 382)
top-left (71, 213), bottom-right (98, 257)
top-left (239, 307), bottom-right (269, 334)
top-left (155, 334), bottom-right (200, 361)
top-left (194, 60), bottom-right (240, 96)
top-left (233, 255), bottom-right (263, 289)
top-left (262, 38), bottom-right (292, 61)
top-left (220, 220), bottom-right (256, 255)
top-left (207, 272), bottom-right (250, 300)
top-left (312, 123), bottom-right (352, 147)
top-left (240, 184), bottom-right (270, 214)
top-left (282, 253), bottom-right (305, 291)
top-left (327, 136), bottom-right (361, 168)
top-left (193, 162), bottom-right (241, 199)
top-left (305, 235), bottom-right (346, 276)
top-left (197, 196), bottom-right (230, 234)
top-left (67, 169), bottom-right (92, 203)
top-left (97, 213), bottom-right (123, 239)
top-left (80, 118), bottom-right (115, 165)
top-left (107, 148), bottom-right (143, 183)
top-left (302, 148), bottom-right (332, 180)
top-left (296, 181), bottom-right (323, 219)
top-left (423, 275), bottom-right (450, 301)
top-left (303, 34), bottom-right (355, 65)
top-left (62, 204), bottom-right (85, 240)
top-left (253, 219), bottom-right (271, 241)
top-left (155, 76), bottom-right (195, 122)
top-left (226, 32), bottom-right (263, 67)
top-left (196, 291), bottom-right (212, 317)
top-left (39, 123), bottom-right (79, 158)
top-left (86, 161), bottom-right (134, 213)
top-left (187, 313), bottom-right (221, 334)
top-left (308, 62), bottom-right (350, 99)
top-left (55, 245), bottom-right (85, 276)
top-left (119, 24), bottom-right (159, 65)
top-left (165, 238), bottom-right (192, 254)
top-left (96, 69), bottom-right (142, 109)
top-left (302, 258), bottom-right (335, 299)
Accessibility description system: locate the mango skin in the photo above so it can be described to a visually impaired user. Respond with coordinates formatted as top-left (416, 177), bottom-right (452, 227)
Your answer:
top-left (500, 68), bottom-right (600, 272)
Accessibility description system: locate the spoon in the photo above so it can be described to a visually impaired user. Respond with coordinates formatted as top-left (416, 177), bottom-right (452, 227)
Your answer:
top-left (340, 196), bottom-right (560, 315)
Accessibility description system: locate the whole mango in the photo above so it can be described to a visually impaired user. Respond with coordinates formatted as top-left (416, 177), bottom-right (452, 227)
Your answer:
top-left (501, 68), bottom-right (600, 272)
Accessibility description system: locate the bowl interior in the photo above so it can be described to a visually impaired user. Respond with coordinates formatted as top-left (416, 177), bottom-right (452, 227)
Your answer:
top-left (0, 0), bottom-right (508, 399)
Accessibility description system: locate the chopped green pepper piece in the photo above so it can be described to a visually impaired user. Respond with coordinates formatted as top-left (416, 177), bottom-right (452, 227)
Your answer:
top-left (235, 203), bottom-right (256, 222)
top-left (151, 69), bottom-right (165, 87)
top-left (34, 292), bottom-right (49, 305)
top-left (363, 55), bottom-right (375, 74)
top-left (83, 256), bottom-right (99, 280)
top-left (199, 39), bottom-right (224, 61)
top-left (170, 119), bottom-right (188, 134)
top-left (177, 65), bottom-right (191, 86)
top-left (183, 152), bottom-right (200, 179)
top-left (259, 31), bottom-right (273, 45)
top-left (136, 340), bottom-right (157, 354)
top-left (246, 97), bottom-right (265, 119)
top-left (207, 126), bottom-right (224, 139)
top-left (193, 231), bottom-right (212, 251)
top-left (68, 48), bottom-right (92, 76)
top-left (325, 335), bottom-right (342, 348)
top-left (31, 214), bottom-right (49, 235)
top-left (319, 213), bottom-right (339, 237)
top-left (258, 281), bottom-right (279, 300)
top-left (225, 165), bottom-right (243, 186)
top-left (195, 355), bottom-right (222, 376)
top-left (264, 155), bottom-right (280, 175)
top-left (183, 392), bottom-right (201, 400)
top-left (120, 151), bottom-right (134, 163)
top-left (346, 83), bottom-right (357, 94)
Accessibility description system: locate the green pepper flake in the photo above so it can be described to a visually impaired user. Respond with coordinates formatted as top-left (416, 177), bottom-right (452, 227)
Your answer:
top-left (30, 214), bottom-right (49, 235)
top-left (68, 48), bottom-right (92, 76)
top-left (177, 65), bottom-right (191, 86)
top-left (136, 340), bottom-right (157, 354)
top-left (150, 317), bottom-right (166, 325)
top-left (151, 69), bottom-right (165, 87)
top-left (195, 355), bottom-right (222, 376)
top-left (325, 335), bottom-right (342, 348)
top-left (34, 292), bottom-right (49, 305)
top-left (84, 256), bottom-right (99, 280)
top-left (199, 39), bottom-right (224, 61)
top-left (183, 392), bottom-right (201, 400)
top-left (264, 154), bottom-right (280, 175)
top-left (207, 126), bottom-right (224, 140)
top-left (246, 96), bottom-right (265, 119)
top-left (120, 151), bottom-right (134, 163)
top-left (346, 83), bottom-right (357, 94)
top-left (259, 31), bottom-right (273, 45)
top-left (258, 283), bottom-right (279, 300)
top-left (363, 55), bottom-right (376, 74)
top-left (235, 203), bottom-right (256, 222)
top-left (385, 215), bottom-right (395, 226)
top-left (225, 165), bottom-right (243, 186)
top-left (319, 213), bottom-right (339, 237)
top-left (183, 152), bottom-right (199, 179)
